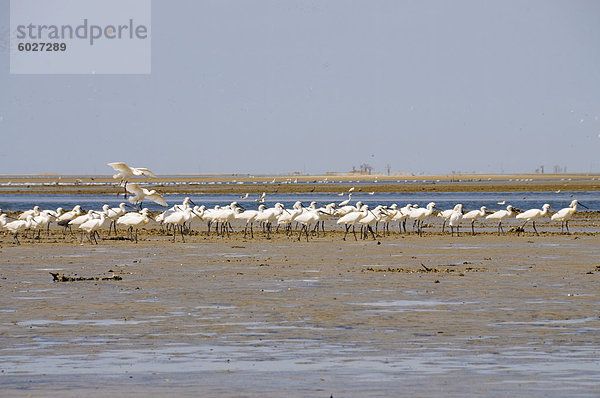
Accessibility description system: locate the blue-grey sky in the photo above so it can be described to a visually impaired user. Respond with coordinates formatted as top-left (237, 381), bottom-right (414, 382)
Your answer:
top-left (1, 0), bottom-right (599, 175)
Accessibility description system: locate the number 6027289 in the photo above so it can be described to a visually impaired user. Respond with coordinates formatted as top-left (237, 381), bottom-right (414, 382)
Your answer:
top-left (17, 42), bottom-right (67, 51)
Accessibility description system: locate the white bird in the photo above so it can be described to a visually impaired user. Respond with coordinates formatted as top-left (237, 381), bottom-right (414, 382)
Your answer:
top-left (4, 215), bottom-right (35, 245)
top-left (240, 193), bottom-right (249, 199)
top-left (107, 162), bottom-right (156, 180)
top-left (255, 192), bottom-right (266, 203)
top-left (486, 205), bottom-right (515, 235)
top-left (438, 204), bottom-right (462, 233)
top-left (19, 206), bottom-right (41, 220)
top-left (276, 201), bottom-right (304, 235)
top-left (335, 201), bottom-right (363, 217)
top-left (125, 183), bottom-right (168, 207)
top-left (32, 212), bottom-right (56, 239)
top-left (104, 203), bottom-right (130, 235)
top-left (236, 207), bottom-right (262, 239)
top-left (56, 205), bottom-right (83, 234)
top-left (448, 204), bottom-right (464, 236)
top-left (392, 204), bottom-right (413, 233)
top-left (338, 193), bottom-right (352, 207)
top-left (116, 208), bottom-right (152, 243)
top-left (462, 206), bottom-right (487, 235)
top-left (358, 205), bottom-right (386, 240)
top-left (408, 202), bottom-right (436, 236)
top-left (79, 213), bottom-right (110, 244)
top-left (368, 192), bottom-right (375, 195)
top-left (516, 204), bottom-right (550, 235)
top-left (0, 213), bottom-right (8, 230)
top-left (348, 187), bottom-right (355, 192)
top-left (163, 207), bottom-right (197, 242)
top-left (337, 192), bottom-right (345, 197)
top-left (294, 208), bottom-right (321, 241)
top-left (337, 204), bottom-right (372, 241)
top-left (497, 200), bottom-right (506, 205)
top-left (551, 200), bottom-right (588, 233)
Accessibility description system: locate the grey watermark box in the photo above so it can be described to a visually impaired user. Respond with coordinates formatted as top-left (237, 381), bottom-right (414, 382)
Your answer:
top-left (10, 0), bottom-right (151, 74)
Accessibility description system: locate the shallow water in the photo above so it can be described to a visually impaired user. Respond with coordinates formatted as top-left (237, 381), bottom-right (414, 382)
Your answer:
top-left (1, 191), bottom-right (599, 212)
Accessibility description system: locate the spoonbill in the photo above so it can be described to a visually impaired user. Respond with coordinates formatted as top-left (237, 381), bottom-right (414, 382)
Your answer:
top-left (116, 208), bottom-right (152, 243)
top-left (108, 162), bottom-right (156, 180)
top-left (338, 193), bottom-right (353, 207)
top-left (255, 192), bottom-right (266, 203)
top-left (438, 204), bottom-right (462, 233)
top-left (515, 204), bottom-right (550, 235)
top-left (125, 183), bottom-right (168, 208)
top-left (462, 206), bottom-right (487, 235)
top-left (79, 213), bottom-right (110, 244)
top-left (486, 205), bottom-right (515, 235)
top-left (337, 204), bottom-right (372, 241)
top-left (56, 205), bottom-right (82, 235)
top-left (4, 215), bottom-right (35, 245)
top-left (408, 202), bottom-right (436, 236)
top-left (550, 200), bottom-right (588, 233)
top-left (448, 204), bottom-right (463, 236)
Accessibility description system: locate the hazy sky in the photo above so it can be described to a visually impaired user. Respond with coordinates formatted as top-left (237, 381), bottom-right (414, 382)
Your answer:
top-left (1, 0), bottom-right (600, 175)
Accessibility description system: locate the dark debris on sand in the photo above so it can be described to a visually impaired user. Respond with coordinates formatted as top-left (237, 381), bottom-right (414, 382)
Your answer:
top-left (50, 272), bottom-right (123, 282)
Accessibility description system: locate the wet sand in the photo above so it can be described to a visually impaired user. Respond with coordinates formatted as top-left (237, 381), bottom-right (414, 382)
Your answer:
top-left (1, 225), bottom-right (600, 396)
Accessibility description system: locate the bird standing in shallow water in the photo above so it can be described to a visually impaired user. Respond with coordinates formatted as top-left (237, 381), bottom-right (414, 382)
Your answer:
top-left (516, 204), bottom-right (550, 235)
top-left (551, 200), bottom-right (587, 233)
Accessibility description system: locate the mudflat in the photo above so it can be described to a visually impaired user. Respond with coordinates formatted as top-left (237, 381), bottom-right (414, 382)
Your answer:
top-left (1, 229), bottom-right (599, 397)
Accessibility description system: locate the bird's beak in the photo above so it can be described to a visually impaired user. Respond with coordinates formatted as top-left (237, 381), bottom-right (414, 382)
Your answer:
top-left (579, 202), bottom-right (589, 209)
top-left (189, 199), bottom-right (198, 207)
top-left (238, 205), bottom-right (246, 211)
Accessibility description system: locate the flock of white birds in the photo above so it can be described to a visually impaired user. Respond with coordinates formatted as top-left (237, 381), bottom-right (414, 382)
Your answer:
top-left (0, 162), bottom-right (590, 244)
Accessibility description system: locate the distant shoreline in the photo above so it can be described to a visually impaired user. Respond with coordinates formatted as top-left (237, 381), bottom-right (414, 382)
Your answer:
top-left (1, 173), bottom-right (599, 194)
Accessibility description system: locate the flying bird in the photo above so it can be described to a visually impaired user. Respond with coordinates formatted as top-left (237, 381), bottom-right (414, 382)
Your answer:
top-left (255, 192), bottom-right (266, 203)
top-left (240, 193), bottom-right (249, 199)
top-left (107, 162), bottom-right (156, 181)
top-left (125, 183), bottom-right (168, 207)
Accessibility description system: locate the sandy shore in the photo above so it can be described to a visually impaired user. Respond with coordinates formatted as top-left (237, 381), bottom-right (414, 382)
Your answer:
top-left (1, 223), bottom-right (600, 396)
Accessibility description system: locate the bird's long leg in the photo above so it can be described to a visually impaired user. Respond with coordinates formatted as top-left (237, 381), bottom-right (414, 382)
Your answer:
top-left (135, 228), bottom-right (138, 243)
top-left (457, 225), bottom-right (460, 236)
top-left (305, 224), bottom-right (310, 242)
top-left (368, 226), bottom-right (376, 240)
top-left (352, 225), bottom-right (357, 241)
top-left (321, 220), bottom-right (326, 236)
top-left (343, 224), bottom-right (350, 240)
top-left (243, 224), bottom-right (248, 239)
top-left (297, 225), bottom-right (304, 241)
top-left (180, 225), bottom-right (186, 242)
top-left (471, 220), bottom-right (475, 235)
top-left (14, 232), bottom-right (20, 245)
top-left (443, 220), bottom-right (447, 233)
top-left (518, 221), bottom-right (528, 236)
top-left (565, 221), bottom-right (570, 234)
top-left (250, 223), bottom-right (254, 239)
top-left (532, 221), bottom-right (539, 236)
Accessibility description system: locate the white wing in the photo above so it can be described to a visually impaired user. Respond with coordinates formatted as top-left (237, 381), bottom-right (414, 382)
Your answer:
top-left (146, 191), bottom-right (168, 207)
top-left (132, 167), bottom-right (156, 177)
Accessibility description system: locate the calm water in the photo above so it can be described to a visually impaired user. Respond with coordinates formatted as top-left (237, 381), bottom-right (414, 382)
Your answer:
top-left (0, 191), bottom-right (599, 212)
